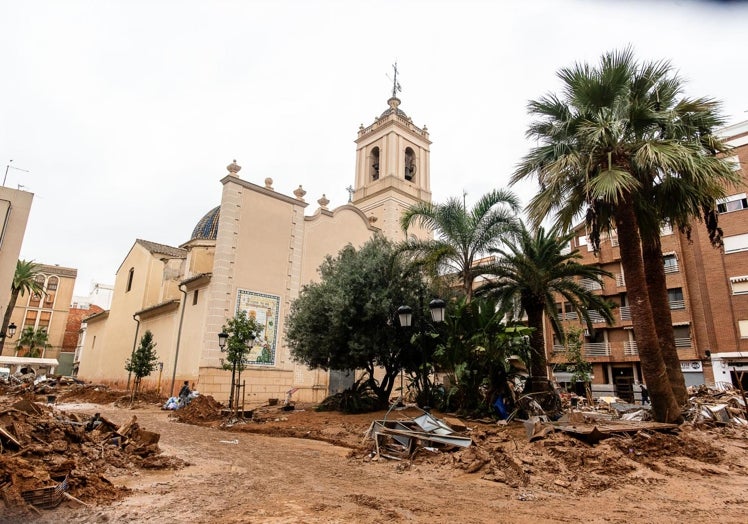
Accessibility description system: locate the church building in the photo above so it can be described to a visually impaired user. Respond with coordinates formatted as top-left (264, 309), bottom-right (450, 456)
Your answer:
top-left (76, 91), bottom-right (434, 405)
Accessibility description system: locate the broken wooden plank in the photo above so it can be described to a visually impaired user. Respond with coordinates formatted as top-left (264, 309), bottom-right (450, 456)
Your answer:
top-left (0, 426), bottom-right (21, 449)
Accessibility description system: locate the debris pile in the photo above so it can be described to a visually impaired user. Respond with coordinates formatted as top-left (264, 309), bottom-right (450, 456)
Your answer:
top-left (0, 395), bottom-right (185, 520)
top-left (170, 394), bottom-right (225, 424)
top-left (684, 384), bottom-right (748, 425)
top-left (365, 410), bottom-right (472, 460)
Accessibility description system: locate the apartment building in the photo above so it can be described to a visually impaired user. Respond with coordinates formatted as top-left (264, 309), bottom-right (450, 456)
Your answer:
top-left (6, 263), bottom-right (77, 363)
top-left (548, 120), bottom-right (748, 401)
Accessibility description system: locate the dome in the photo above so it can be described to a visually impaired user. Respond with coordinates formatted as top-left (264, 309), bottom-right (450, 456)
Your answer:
top-left (379, 96), bottom-right (408, 119)
top-left (191, 206), bottom-right (220, 241)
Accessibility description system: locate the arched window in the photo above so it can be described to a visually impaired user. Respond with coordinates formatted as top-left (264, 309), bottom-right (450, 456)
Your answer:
top-left (370, 147), bottom-right (380, 181)
top-left (404, 147), bottom-right (416, 181)
top-left (126, 268), bottom-right (135, 292)
top-left (45, 276), bottom-right (58, 307)
top-left (28, 274), bottom-right (45, 307)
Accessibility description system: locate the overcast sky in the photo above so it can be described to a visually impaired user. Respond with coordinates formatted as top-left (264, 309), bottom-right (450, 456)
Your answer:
top-left (2, 0), bottom-right (747, 296)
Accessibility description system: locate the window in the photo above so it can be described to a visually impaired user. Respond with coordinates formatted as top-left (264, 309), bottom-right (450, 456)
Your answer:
top-left (673, 325), bottom-right (691, 348)
top-left (45, 277), bottom-right (57, 306)
top-left (563, 302), bottom-right (578, 320)
top-left (404, 147), bottom-right (416, 181)
top-left (126, 268), bottom-right (135, 292)
top-left (29, 292), bottom-right (41, 307)
top-left (732, 277), bottom-right (748, 295)
top-left (24, 310), bottom-right (37, 328)
top-left (193, 289), bottom-right (199, 306)
top-left (38, 311), bottom-right (51, 329)
top-left (717, 193), bottom-right (748, 214)
top-left (724, 233), bottom-right (748, 254)
top-left (739, 320), bottom-right (748, 338)
top-left (660, 223), bottom-right (673, 236)
top-left (370, 147), bottom-right (380, 181)
top-left (668, 288), bottom-right (685, 310)
top-left (663, 254), bottom-right (678, 273)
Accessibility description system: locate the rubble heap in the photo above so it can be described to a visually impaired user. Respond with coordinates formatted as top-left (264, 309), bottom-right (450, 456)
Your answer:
top-left (0, 394), bottom-right (186, 520)
top-left (169, 394), bottom-right (225, 424)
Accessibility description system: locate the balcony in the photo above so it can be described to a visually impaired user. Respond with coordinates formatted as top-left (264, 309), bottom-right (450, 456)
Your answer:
top-left (675, 337), bottom-right (691, 348)
top-left (587, 310), bottom-right (606, 323)
top-left (563, 311), bottom-right (578, 321)
top-left (664, 262), bottom-right (679, 274)
top-left (623, 341), bottom-right (638, 355)
top-left (552, 344), bottom-right (565, 354)
top-left (616, 274), bottom-right (626, 287)
top-left (620, 306), bottom-right (631, 321)
top-left (584, 342), bottom-right (611, 357)
top-left (669, 300), bottom-right (685, 310)
top-left (580, 278), bottom-right (602, 291)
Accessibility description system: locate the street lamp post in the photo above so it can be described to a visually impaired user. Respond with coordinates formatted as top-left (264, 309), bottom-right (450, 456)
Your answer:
top-left (397, 298), bottom-right (446, 410)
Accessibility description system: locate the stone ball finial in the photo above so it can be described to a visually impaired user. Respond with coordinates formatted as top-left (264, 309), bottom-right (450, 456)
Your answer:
top-left (264, 177), bottom-right (274, 190)
top-left (293, 185), bottom-right (307, 201)
top-left (317, 194), bottom-right (330, 209)
top-left (227, 159), bottom-right (241, 175)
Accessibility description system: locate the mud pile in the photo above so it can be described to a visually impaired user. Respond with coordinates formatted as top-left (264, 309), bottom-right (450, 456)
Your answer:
top-left (169, 394), bottom-right (225, 424)
top-left (0, 395), bottom-right (185, 521)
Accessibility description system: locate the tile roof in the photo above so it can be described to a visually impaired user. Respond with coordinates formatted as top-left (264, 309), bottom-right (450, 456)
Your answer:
top-left (136, 239), bottom-right (187, 258)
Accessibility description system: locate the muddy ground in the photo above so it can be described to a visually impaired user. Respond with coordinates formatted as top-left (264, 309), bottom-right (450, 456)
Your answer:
top-left (3, 384), bottom-right (748, 523)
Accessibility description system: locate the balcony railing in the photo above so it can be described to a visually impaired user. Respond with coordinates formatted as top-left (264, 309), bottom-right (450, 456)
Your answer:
top-left (616, 274), bottom-right (626, 287)
top-left (580, 278), bottom-right (602, 291)
top-left (620, 306), bottom-right (631, 321)
top-left (623, 341), bottom-right (638, 355)
top-left (584, 342), bottom-right (611, 357)
top-left (563, 311), bottom-right (578, 320)
top-left (669, 300), bottom-right (685, 310)
top-left (552, 344), bottom-right (565, 354)
top-left (664, 262), bottom-right (679, 274)
top-left (675, 337), bottom-right (691, 348)
top-left (587, 310), bottom-right (606, 323)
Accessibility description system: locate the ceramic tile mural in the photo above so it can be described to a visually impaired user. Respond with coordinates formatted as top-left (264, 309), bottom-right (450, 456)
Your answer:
top-left (235, 289), bottom-right (281, 365)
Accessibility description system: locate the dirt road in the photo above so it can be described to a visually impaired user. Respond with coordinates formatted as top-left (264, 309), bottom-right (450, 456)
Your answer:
top-left (24, 402), bottom-right (748, 524)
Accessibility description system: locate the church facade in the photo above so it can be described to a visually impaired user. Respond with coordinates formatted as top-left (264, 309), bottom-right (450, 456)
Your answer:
top-left (76, 93), bottom-right (434, 405)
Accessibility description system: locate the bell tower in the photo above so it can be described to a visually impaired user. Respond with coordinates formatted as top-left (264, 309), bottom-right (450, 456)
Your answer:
top-left (351, 66), bottom-right (432, 241)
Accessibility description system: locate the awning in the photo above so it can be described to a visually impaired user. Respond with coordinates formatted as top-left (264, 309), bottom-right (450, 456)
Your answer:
top-left (730, 275), bottom-right (748, 283)
top-left (673, 321), bottom-right (691, 326)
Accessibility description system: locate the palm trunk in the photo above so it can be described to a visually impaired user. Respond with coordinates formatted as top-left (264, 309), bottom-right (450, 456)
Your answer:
top-left (0, 289), bottom-right (20, 356)
top-left (641, 233), bottom-right (688, 405)
top-left (615, 201), bottom-right (681, 423)
top-left (525, 304), bottom-right (550, 388)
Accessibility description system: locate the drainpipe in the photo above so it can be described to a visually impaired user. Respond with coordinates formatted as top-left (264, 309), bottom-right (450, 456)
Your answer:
top-left (170, 284), bottom-right (188, 397)
top-left (126, 314), bottom-right (141, 391)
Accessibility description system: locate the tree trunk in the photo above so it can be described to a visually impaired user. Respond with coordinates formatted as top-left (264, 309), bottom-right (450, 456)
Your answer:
top-left (615, 201), bottom-right (682, 423)
top-left (0, 289), bottom-right (20, 356)
top-left (641, 233), bottom-right (688, 405)
top-left (525, 305), bottom-right (548, 382)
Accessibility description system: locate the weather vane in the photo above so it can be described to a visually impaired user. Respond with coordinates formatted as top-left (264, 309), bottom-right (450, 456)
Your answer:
top-left (388, 62), bottom-right (402, 98)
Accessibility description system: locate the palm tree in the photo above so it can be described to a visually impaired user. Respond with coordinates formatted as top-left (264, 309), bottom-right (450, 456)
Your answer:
top-left (479, 223), bottom-right (614, 393)
top-left (636, 100), bottom-right (739, 405)
top-left (511, 48), bottom-right (738, 422)
top-left (1, 259), bottom-right (44, 355)
top-left (15, 326), bottom-right (49, 358)
top-left (399, 189), bottom-right (520, 302)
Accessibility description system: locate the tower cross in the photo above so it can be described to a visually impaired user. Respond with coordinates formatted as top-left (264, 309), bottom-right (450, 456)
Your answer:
top-left (391, 62), bottom-right (402, 98)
